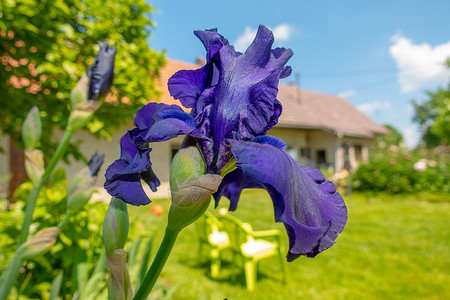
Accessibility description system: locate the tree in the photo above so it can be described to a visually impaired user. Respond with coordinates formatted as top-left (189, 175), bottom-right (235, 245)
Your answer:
top-left (413, 64), bottom-right (450, 148)
top-left (379, 124), bottom-right (404, 147)
top-left (0, 0), bottom-right (165, 160)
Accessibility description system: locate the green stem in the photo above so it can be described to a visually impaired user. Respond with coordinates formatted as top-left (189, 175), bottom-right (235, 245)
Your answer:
top-left (0, 252), bottom-right (23, 300)
top-left (18, 129), bottom-right (74, 245)
top-left (133, 229), bottom-right (180, 300)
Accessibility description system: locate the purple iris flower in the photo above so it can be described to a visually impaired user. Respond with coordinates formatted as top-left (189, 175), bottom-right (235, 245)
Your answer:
top-left (104, 25), bottom-right (347, 260)
top-left (87, 40), bottom-right (116, 100)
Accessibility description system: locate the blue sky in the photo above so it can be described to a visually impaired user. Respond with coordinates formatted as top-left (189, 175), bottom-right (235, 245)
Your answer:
top-left (146, 0), bottom-right (450, 147)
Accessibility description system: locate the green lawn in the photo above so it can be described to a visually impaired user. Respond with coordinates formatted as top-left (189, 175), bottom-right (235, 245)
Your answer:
top-left (128, 190), bottom-right (450, 300)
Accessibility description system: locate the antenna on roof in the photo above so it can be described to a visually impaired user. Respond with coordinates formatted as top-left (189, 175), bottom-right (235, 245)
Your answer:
top-left (294, 72), bottom-right (302, 104)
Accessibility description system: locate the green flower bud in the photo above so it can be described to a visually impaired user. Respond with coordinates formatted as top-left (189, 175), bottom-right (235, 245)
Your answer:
top-left (67, 152), bottom-right (104, 214)
top-left (167, 146), bottom-right (222, 232)
top-left (67, 100), bottom-right (101, 131)
top-left (103, 197), bottom-right (129, 254)
top-left (24, 149), bottom-right (44, 185)
top-left (70, 73), bottom-right (89, 108)
top-left (17, 227), bottom-right (61, 260)
top-left (106, 249), bottom-right (133, 300)
top-left (67, 177), bottom-right (96, 214)
top-left (21, 106), bottom-right (42, 151)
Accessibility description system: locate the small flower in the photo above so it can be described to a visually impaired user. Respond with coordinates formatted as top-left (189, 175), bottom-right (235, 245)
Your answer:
top-left (151, 205), bottom-right (164, 216)
top-left (105, 25), bottom-right (347, 260)
top-left (414, 159), bottom-right (427, 171)
top-left (389, 158), bottom-right (397, 165)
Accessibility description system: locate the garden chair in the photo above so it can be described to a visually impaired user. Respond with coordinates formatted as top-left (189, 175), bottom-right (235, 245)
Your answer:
top-left (217, 213), bottom-right (287, 291)
top-left (194, 211), bottom-right (230, 278)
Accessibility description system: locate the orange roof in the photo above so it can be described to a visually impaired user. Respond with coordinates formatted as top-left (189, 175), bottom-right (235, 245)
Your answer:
top-left (157, 59), bottom-right (388, 138)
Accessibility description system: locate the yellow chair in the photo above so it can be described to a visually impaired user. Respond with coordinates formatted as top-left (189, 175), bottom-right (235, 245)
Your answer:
top-left (217, 213), bottom-right (287, 291)
top-left (195, 211), bottom-right (230, 278)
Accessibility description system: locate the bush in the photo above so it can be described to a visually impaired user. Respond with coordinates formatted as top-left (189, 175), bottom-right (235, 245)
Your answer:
top-left (353, 148), bottom-right (450, 194)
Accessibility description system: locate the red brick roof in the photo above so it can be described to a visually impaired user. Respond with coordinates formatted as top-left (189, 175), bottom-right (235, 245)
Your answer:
top-left (157, 59), bottom-right (388, 138)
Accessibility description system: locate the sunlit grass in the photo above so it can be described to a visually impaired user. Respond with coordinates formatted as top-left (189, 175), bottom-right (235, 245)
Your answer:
top-left (128, 190), bottom-right (450, 299)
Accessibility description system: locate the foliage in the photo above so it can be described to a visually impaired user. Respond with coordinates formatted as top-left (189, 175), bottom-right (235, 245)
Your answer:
top-left (0, 169), bottom-right (107, 298)
top-left (0, 0), bottom-right (165, 160)
top-left (353, 145), bottom-right (450, 194)
top-left (376, 124), bottom-right (404, 147)
top-left (0, 171), bottom-right (171, 299)
top-left (412, 62), bottom-right (450, 147)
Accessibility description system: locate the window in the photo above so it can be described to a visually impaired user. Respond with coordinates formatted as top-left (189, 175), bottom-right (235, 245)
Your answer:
top-left (354, 145), bottom-right (363, 161)
top-left (316, 150), bottom-right (326, 164)
top-left (300, 147), bottom-right (311, 159)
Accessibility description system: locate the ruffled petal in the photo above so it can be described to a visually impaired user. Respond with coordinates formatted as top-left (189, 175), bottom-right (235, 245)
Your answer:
top-left (210, 25), bottom-right (293, 145)
top-left (104, 159), bottom-right (156, 206)
top-left (134, 103), bottom-right (183, 130)
top-left (168, 68), bottom-right (208, 109)
top-left (227, 140), bottom-right (347, 261)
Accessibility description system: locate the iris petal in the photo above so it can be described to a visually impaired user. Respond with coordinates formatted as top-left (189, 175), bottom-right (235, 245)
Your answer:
top-left (105, 102), bottom-right (205, 206)
top-left (210, 25), bottom-right (293, 144)
top-left (104, 160), bottom-right (155, 206)
top-left (227, 140), bottom-right (347, 260)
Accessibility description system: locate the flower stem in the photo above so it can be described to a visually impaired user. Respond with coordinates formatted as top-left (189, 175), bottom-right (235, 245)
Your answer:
top-left (133, 228), bottom-right (180, 300)
top-left (0, 129), bottom-right (74, 300)
top-left (18, 129), bottom-right (74, 245)
top-left (0, 252), bottom-right (23, 300)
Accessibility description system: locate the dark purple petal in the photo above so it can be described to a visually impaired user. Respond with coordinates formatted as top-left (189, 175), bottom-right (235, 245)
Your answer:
top-left (250, 135), bottom-right (286, 149)
top-left (227, 140), bottom-right (347, 261)
top-left (104, 160), bottom-right (155, 206)
top-left (194, 29), bottom-right (230, 61)
top-left (213, 168), bottom-right (244, 211)
top-left (168, 68), bottom-right (208, 109)
top-left (88, 41), bottom-right (116, 100)
top-left (134, 103), bottom-right (183, 130)
top-left (210, 25), bottom-right (293, 146)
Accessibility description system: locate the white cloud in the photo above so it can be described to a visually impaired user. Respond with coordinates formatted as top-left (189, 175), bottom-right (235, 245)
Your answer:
top-left (234, 24), bottom-right (293, 52)
top-left (357, 100), bottom-right (392, 115)
top-left (389, 34), bottom-right (450, 93)
top-left (337, 88), bottom-right (357, 99)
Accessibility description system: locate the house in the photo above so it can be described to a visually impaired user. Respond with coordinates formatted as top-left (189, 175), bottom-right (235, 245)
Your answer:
top-left (0, 58), bottom-right (388, 199)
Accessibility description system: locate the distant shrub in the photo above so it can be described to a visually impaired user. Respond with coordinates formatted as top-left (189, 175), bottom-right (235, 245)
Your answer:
top-left (353, 149), bottom-right (450, 194)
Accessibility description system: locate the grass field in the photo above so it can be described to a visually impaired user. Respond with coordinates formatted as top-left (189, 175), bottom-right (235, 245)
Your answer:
top-left (129, 190), bottom-right (450, 300)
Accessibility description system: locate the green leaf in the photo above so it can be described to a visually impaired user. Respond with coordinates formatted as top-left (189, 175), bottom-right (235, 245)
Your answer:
top-left (49, 271), bottom-right (64, 300)
top-left (138, 237), bottom-right (154, 283)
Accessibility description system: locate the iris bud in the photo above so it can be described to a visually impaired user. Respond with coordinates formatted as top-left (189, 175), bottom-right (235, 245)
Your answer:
top-left (67, 152), bottom-right (104, 214)
top-left (68, 41), bottom-right (115, 130)
top-left (24, 149), bottom-right (44, 185)
top-left (103, 197), bottom-right (129, 255)
top-left (21, 106), bottom-right (42, 151)
top-left (17, 227), bottom-right (61, 260)
top-left (167, 146), bottom-right (222, 232)
top-left (106, 249), bottom-right (133, 300)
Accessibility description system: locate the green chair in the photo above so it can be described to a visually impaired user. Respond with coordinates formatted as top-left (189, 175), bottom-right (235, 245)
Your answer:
top-left (217, 213), bottom-right (287, 291)
top-left (195, 211), bottom-right (230, 278)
